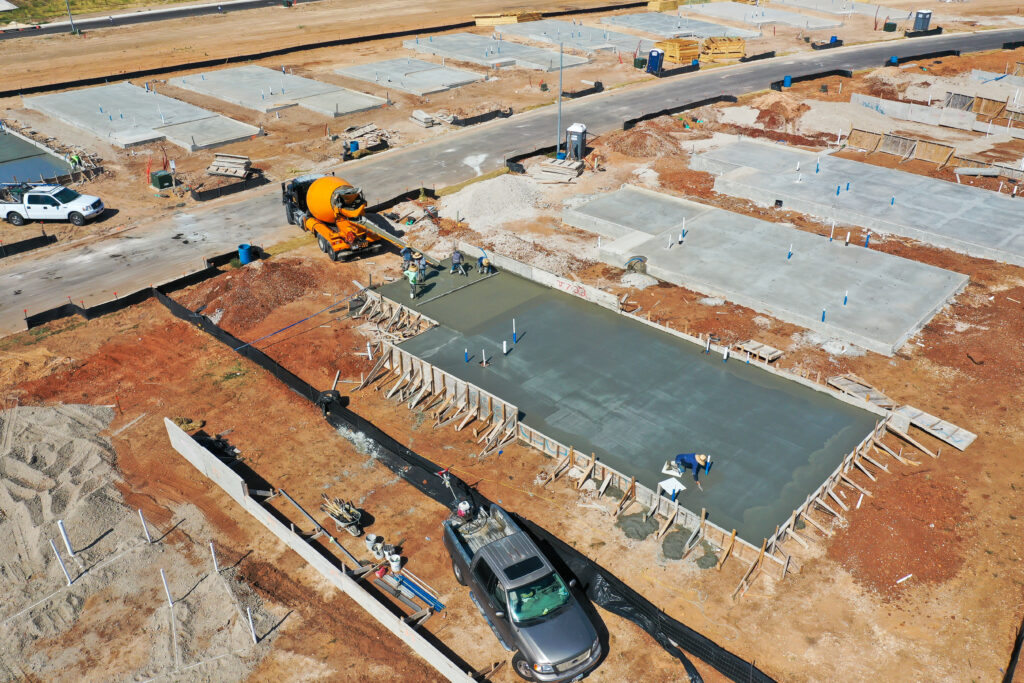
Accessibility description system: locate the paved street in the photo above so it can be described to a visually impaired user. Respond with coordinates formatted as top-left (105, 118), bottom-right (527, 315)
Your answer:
top-left (2, 27), bottom-right (1022, 335)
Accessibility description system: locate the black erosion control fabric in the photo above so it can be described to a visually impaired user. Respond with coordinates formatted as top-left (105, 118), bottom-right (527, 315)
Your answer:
top-left (153, 287), bottom-right (774, 683)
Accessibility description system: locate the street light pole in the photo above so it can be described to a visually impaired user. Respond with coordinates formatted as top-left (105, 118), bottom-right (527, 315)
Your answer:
top-left (555, 42), bottom-right (563, 158)
top-left (64, 0), bottom-right (77, 34)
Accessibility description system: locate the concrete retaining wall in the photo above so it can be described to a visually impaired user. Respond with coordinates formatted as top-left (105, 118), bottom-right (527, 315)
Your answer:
top-left (458, 240), bottom-right (620, 311)
top-left (163, 417), bottom-right (474, 683)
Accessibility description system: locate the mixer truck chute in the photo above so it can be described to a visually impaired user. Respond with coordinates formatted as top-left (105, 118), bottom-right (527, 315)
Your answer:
top-left (282, 174), bottom-right (434, 263)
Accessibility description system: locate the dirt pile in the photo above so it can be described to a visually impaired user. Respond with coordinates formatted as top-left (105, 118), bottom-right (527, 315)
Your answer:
top-left (749, 91), bottom-right (810, 131)
top-left (175, 258), bottom-right (319, 334)
top-left (600, 120), bottom-right (684, 158)
top-left (439, 173), bottom-right (543, 231)
top-left (0, 347), bottom-right (79, 391)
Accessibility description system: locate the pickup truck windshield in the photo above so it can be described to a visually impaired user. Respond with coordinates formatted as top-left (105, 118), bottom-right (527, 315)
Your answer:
top-left (53, 188), bottom-right (80, 204)
top-left (508, 572), bottom-right (570, 623)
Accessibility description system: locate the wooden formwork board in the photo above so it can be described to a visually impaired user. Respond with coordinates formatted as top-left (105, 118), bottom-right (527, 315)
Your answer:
top-left (973, 96), bottom-right (1006, 119)
top-left (384, 344), bottom-right (516, 428)
top-left (474, 11), bottom-right (541, 25)
top-left (846, 129), bottom-right (882, 152)
top-left (914, 139), bottom-right (956, 165)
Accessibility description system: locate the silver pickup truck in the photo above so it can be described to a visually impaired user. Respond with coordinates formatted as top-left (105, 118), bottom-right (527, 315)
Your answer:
top-left (444, 504), bottom-right (602, 682)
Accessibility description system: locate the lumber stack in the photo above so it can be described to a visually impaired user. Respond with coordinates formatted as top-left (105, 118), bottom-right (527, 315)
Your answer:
top-left (474, 10), bottom-right (541, 25)
top-left (206, 153), bottom-right (251, 178)
top-left (647, 0), bottom-right (679, 10)
top-left (529, 158), bottom-right (584, 183)
top-left (701, 37), bottom-right (745, 62)
top-left (654, 38), bottom-right (700, 64)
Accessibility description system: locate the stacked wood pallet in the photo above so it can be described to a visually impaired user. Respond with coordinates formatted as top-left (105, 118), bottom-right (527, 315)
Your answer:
top-left (529, 158), bottom-right (584, 183)
top-left (474, 10), bottom-right (541, 25)
top-left (701, 37), bottom-right (745, 62)
top-left (647, 0), bottom-right (679, 10)
top-left (654, 38), bottom-right (700, 63)
top-left (206, 153), bottom-right (251, 178)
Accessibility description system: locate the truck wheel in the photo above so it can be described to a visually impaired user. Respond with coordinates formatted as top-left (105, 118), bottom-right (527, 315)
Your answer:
top-left (452, 559), bottom-right (466, 586)
top-left (317, 235), bottom-right (329, 254)
top-left (285, 206), bottom-right (295, 225)
top-left (512, 653), bottom-right (537, 681)
top-left (68, 212), bottom-right (85, 226)
top-left (6, 212), bottom-right (25, 226)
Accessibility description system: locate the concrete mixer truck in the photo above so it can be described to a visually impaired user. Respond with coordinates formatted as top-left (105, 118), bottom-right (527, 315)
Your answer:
top-left (282, 173), bottom-right (434, 263)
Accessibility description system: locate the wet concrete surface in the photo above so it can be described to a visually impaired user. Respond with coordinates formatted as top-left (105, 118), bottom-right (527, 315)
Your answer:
top-left (380, 270), bottom-right (877, 542)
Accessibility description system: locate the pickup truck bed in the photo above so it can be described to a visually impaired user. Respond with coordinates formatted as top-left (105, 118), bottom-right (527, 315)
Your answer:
top-left (453, 506), bottom-right (514, 554)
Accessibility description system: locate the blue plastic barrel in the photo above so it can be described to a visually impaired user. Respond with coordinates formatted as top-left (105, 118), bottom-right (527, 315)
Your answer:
top-left (238, 243), bottom-right (254, 265)
top-left (556, 151), bottom-right (567, 160)
top-left (691, 58), bottom-right (699, 67)
top-left (349, 140), bottom-right (359, 153)
top-left (830, 35), bottom-right (837, 43)
top-left (889, 55), bottom-right (898, 65)
top-left (783, 75), bottom-right (792, 87)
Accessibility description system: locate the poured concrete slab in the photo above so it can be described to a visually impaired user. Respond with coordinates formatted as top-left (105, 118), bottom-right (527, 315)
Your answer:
top-left (684, 1), bottom-right (843, 29)
top-left (169, 65), bottom-right (384, 117)
top-left (0, 131), bottom-right (73, 183)
top-left (496, 19), bottom-right (655, 54)
top-left (971, 69), bottom-right (1024, 89)
top-left (337, 58), bottom-right (484, 96)
top-left (773, 0), bottom-right (906, 18)
top-left (402, 33), bottom-right (589, 72)
top-left (692, 139), bottom-right (1024, 267)
top-left (23, 82), bottom-right (258, 150)
top-left (600, 12), bottom-right (759, 39)
top-left (378, 268), bottom-right (878, 543)
top-left (0, 0), bottom-right (16, 10)
top-left (564, 186), bottom-right (968, 355)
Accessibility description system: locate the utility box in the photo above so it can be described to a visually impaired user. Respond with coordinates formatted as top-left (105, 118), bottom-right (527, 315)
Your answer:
top-left (565, 122), bottom-right (587, 161)
top-left (150, 170), bottom-right (173, 189)
top-left (913, 10), bottom-right (932, 31)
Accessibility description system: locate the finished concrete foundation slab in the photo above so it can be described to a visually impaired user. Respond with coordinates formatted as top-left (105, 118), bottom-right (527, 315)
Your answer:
top-left (23, 82), bottom-right (259, 150)
top-left (378, 269), bottom-right (878, 543)
top-left (402, 33), bottom-right (589, 71)
top-left (684, 1), bottom-right (843, 29)
top-left (599, 12), bottom-right (759, 39)
top-left (495, 19), bottom-right (655, 54)
top-left (169, 65), bottom-right (385, 117)
top-left (563, 186), bottom-right (968, 355)
top-left (337, 59), bottom-right (484, 96)
top-left (773, 0), bottom-right (907, 18)
top-left (692, 139), bottom-right (1024, 267)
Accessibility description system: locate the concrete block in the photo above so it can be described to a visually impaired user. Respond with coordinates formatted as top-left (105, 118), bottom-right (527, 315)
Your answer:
top-left (496, 19), bottom-right (655, 54)
top-left (169, 65), bottom-right (385, 117)
top-left (23, 82), bottom-right (258, 150)
top-left (564, 186), bottom-right (967, 355)
top-left (600, 12), bottom-right (759, 38)
top-left (684, 1), bottom-right (843, 29)
top-left (694, 138), bottom-right (1024, 267)
top-left (772, 0), bottom-right (906, 18)
top-left (402, 33), bottom-right (589, 71)
top-left (337, 58), bottom-right (484, 96)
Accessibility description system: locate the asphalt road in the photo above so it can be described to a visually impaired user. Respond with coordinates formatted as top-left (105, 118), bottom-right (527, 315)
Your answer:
top-left (0, 0), bottom-right (317, 40)
top-left (2, 28), bottom-right (1023, 335)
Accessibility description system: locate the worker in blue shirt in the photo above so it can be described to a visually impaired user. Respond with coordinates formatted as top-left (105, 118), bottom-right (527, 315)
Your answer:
top-left (674, 453), bottom-right (711, 488)
top-left (401, 246), bottom-right (413, 270)
top-left (477, 256), bottom-right (495, 275)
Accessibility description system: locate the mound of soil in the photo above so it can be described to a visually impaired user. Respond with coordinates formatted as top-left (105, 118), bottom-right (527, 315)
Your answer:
top-left (601, 120), bottom-right (684, 158)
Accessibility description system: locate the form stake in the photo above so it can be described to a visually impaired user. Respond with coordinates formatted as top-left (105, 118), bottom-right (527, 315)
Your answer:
top-left (57, 520), bottom-right (75, 558)
top-left (50, 539), bottom-right (73, 586)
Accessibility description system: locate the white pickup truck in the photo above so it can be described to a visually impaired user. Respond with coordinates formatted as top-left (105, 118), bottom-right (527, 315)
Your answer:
top-left (1, 183), bottom-right (105, 227)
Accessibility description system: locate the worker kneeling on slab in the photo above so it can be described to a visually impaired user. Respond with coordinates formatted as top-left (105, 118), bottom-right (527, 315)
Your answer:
top-left (667, 453), bottom-right (712, 491)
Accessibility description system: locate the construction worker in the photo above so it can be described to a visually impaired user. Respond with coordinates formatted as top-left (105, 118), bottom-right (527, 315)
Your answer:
top-left (450, 248), bottom-right (467, 276)
top-left (401, 246), bottom-right (413, 270)
top-left (477, 256), bottom-right (495, 276)
top-left (404, 262), bottom-right (420, 300)
top-left (413, 251), bottom-right (428, 272)
top-left (673, 453), bottom-right (711, 487)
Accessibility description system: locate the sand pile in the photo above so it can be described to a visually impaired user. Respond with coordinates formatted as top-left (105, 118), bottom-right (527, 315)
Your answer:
top-left (0, 405), bottom-right (277, 681)
top-left (439, 174), bottom-right (542, 232)
top-left (750, 91), bottom-right (810, 131)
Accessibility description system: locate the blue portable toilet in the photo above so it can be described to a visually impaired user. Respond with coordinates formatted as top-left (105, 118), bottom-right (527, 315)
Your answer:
top-left (646, 48), bottom-right (664, 75)
top-left (349, 140), bottom-right (359, 154)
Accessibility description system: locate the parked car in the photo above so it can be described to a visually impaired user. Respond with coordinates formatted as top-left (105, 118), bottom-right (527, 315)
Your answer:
top-left (444, 503), bottom-right (602, 681)
top-left (1, 183), bottom-right (104, 226)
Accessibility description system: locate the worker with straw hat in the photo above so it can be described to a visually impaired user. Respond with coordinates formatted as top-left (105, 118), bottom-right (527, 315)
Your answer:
top-left (673, 453), bottom-right (712, 490)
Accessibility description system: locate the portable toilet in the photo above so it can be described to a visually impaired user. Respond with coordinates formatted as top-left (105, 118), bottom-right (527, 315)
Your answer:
top-left (913, 9), bottom-right (932, 31)
top-left (566, 123), bottom-right (587, 161)
top-left (646, 48), bottom-right (664, 75)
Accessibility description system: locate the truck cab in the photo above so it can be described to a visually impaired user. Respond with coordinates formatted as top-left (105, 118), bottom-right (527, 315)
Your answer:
top-left (1, 184), bottom-right (104, 226)
top-left (444, 505), bottom-right (602, 682)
